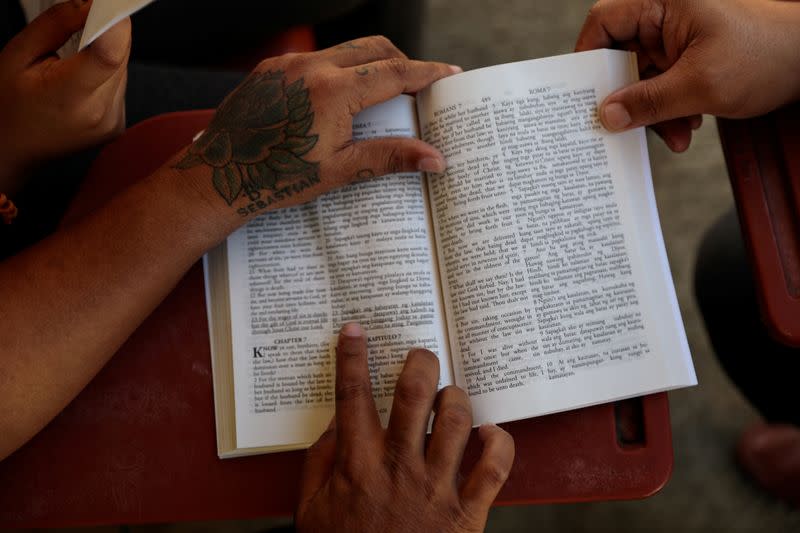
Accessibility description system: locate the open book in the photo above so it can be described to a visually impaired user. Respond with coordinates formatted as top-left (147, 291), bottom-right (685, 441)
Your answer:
top-left (204, 49), bottom-right (697, 458)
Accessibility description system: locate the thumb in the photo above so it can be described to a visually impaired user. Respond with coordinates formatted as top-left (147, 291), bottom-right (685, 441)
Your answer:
top-left (7, 1), bottom-right (91, 64)
top-left (332, 138), bottom-right (447, 182)
top-left (61, 17), bottom-right (131, 91)
top-left (599, 58), bottom-right (703, 132)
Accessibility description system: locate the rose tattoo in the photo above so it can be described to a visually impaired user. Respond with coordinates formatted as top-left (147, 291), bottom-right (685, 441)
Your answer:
top-left (176, 70), bottom-right (319, 205)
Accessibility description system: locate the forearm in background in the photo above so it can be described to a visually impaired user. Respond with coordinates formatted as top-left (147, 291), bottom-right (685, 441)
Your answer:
top-left (0, 163), bottom-right (235, 461)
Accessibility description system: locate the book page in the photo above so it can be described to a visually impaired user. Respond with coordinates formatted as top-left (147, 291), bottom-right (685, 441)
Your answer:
top-left (225, 95), bottom-right (451, 450)
top-left (21, 0), bottom-right (157, 56)
top-left (79, 0), bottom-right (157, 50)
top-left (417, 50), bottom-right (696, 425)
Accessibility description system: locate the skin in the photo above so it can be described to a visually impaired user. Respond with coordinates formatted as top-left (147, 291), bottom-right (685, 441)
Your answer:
top-left (576, 0), bottom-right (800, 505)
top-left (0, 25), bottom-right (460, 460)
top-left (0, 0), bottom-right (130, 194)
top-left (296, 323), bottom-right (515, 533)
top-left (575, 0), bottom-right (800, 152)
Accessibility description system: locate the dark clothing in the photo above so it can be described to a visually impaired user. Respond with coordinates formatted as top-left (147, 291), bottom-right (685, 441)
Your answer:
top-left (0, 0), bottom-right (24, 45)
top-left (126, 64), bottom-right (243, 130)
top-left (694, 208), bottom-right (800, 426)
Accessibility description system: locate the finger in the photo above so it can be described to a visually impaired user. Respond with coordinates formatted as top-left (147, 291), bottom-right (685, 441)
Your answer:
top-left (93, 66), bottom-right (128, 139)
top-left (59, 17), bottom-right (131, 91)
top-left (385, 349), bottom-right (440, 460)
top-left (335, 323), bottom-right (381, 461)
top-left (328, 137), bottom-right (447, 184)
top-left (460, 424), bottom-right (515, 512)
top-left (318, 35), bottom-right (408, 67)
top-left (426, 386), bottom-right (473, 481)
top-left (598, 56), bottom-right (703, 131)
top-left (650, 117), bottom-right (693, 153)
top-left (5, 0), bottom-right (91, 65)
top-left (299, 417), bottom-right (337, 504)
top-left (62, 55), bottom-right (126, 142)
top-left (349, 59), bottom-right (461, 112)
top-left (575, 0), bottom-right (662, 52)
top-left (689, 114), bottom-right (703, 130)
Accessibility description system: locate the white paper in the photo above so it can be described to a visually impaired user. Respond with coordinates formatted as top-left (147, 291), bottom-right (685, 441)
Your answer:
top-left (78, 0), bottom-right (156, 50)
top-left (19, 0), bottom-right (78, 57)
top-left (20, 0), bottom-right (155, 56)
top-left (417, 49), bottom-right (697, 426)
top-left (224, 96), bottom-right (452, 449)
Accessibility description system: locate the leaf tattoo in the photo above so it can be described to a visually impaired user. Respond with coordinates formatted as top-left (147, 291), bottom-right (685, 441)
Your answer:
top-left (176, 70), bottom-right (319, 206)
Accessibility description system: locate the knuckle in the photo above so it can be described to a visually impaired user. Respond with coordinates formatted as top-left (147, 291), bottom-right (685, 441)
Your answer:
top-left (92, 44), bottom-right (128, 72)
top-left (444, 500), bottom-right (475, 531)
top-left (334, 142), bottom-right (359, 168)
top-left (495, 427), bottom-right (515, 451)
top-left (395, 373), bottom-right (431, 407)
top-left (422, 475), bottom-right (438, 502)
top-left (367, 35), bottom-right (398, 54)
top-left (280, 52), bottom-right (308, 71)
top-left (638, 82), bottom-right (665, 121)
top-left (383, 444), bottom-right (422, 479)
top-left (696, 66), bottom-right (735, 111)
top-left (481, 459), bottom-right (511, 487)
top-left (587, 0), bottom-right (605, 20)
top-left (385, 146), bottom-right (403, 174)
top-left (335, 379), bottom-right (371, 404)
top-left (437, 402), bottom-right (472, 433)
top-left (439, 383), bottom-right (469, 404)
top-left (335, 457), bottom-right (369, 488)
top-left (82, 103), bottom-right (107, 130)
top-left (345, 92), bottom-right (365, 117)
top-left (384, 57), bottom-right (409, 79)
top-left (310, 69), bottom-right (341, 94)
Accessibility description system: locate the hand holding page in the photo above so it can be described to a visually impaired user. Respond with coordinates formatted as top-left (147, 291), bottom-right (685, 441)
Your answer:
top-left (19, 0), bottom-right (79, 57)
top-left (78, 0), bottom-right (156, 50)
top-left (20, 0), bottom-right (155, 57)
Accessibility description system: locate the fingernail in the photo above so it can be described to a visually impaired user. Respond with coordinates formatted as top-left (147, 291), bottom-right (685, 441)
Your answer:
top-left (478, 423), bottom-right (501, 438)
top-left (418, 157), bottom-right (446, 173)
top-left (448, 65), bottom-right (463, 74)
top-left (340, 322), bottom-right (364, 338)
top-left (602, 102), bottom-right (632, 132)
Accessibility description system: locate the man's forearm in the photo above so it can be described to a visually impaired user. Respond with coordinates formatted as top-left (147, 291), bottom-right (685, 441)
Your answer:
top-left (0, 35), bottom-right (458, 461)
top-left (0, 162), bottom-right (234, 460)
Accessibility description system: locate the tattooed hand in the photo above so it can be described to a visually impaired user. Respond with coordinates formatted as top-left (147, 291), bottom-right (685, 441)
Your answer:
top-left (174, 36), bottom-right (460, 217)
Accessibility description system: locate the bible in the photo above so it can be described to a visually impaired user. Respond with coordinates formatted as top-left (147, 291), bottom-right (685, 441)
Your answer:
top-left (204, 49), bottom-right (697, 458)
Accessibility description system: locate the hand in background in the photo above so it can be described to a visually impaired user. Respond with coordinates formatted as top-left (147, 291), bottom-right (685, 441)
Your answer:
top-left (295, 323), bottom-right (515, 533)
top-left (0, 0), bottom-right (130, 193)
top-left (576, 0), bottom-right (800, 152)
top-left (173, 36), bottom-right (459, 218)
